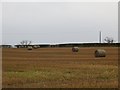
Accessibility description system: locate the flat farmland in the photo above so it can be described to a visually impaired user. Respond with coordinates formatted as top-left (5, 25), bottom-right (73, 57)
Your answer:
top-left (2, 47), bottom-right (118, 88)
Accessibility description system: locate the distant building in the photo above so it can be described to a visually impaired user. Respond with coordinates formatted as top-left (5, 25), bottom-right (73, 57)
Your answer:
top-left (0, 45), bottom-right (12, 48)
top-left (15, 44), bottom-right (51, 48)
top-left (14, 45), bottom-right (33, 48)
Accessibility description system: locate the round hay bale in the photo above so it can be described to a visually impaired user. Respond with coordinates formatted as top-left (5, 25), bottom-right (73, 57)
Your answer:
top-left (95, 49), bottom-right (106, 57)
top-left (33, 45), bottom-right (38, 49)
top-left (72, 47), bottom-right (79, 52)
top-left (27, 46), bottom-right (32, 50)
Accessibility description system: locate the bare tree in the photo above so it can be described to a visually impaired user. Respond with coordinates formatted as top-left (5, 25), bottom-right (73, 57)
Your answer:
top-left (20, 40), bottom-right (32, 45)
top-left (19, 40), bottom-right (32, 48)
top-left (104, 37), bottom-right (115, 43)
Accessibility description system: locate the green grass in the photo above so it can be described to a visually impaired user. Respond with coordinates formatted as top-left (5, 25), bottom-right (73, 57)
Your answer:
top-left (3, 64), bottom-right (118, 88)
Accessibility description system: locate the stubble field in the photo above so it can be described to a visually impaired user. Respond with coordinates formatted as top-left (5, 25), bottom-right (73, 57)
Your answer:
top-left (2, 47), bottom-right (118, 88)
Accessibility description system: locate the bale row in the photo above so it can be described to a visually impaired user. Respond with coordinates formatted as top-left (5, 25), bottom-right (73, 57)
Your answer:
top-left (72, 47), bottom-right (106, 57)
top-left (28, 46), bottom-right (106, 57)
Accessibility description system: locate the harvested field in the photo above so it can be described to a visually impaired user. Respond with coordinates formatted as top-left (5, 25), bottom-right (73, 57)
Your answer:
top-left (2, 47), bottom-right (118, 88)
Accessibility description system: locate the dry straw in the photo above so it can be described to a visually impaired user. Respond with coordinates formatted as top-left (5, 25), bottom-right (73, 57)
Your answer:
top-left (95, 49), bottom-right (106, 57)
top-left (72, 47), bottom-right (79, 52)
top-left (27, 46), bottom-right (33, 50)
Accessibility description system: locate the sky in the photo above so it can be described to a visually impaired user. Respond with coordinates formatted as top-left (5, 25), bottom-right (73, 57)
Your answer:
top-left (2, 2), bottom-right (118, 45)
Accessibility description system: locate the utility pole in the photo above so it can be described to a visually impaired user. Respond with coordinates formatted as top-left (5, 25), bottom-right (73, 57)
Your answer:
top-left (99, 31), bottom-right (102, 43)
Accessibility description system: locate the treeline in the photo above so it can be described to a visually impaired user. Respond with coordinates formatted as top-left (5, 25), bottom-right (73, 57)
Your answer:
top-left (0, 43), bottom-right (120, 48)
top-left (58, 43), bottom-right (120, 47)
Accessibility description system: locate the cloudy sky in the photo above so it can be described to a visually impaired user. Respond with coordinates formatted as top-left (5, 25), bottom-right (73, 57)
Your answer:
top-left (2, 2), bottom-right (118, 45)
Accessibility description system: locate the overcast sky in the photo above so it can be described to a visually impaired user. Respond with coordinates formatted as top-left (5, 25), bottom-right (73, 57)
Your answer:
top-left (2, 2), bottom-right (118, 45)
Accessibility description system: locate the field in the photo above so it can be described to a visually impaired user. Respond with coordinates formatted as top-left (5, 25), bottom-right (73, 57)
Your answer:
top-left (2, 47), bottom-right (118, 88)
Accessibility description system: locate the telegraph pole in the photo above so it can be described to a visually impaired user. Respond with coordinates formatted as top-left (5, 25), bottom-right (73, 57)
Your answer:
top-left (99, 31), bottom-right (102, 43)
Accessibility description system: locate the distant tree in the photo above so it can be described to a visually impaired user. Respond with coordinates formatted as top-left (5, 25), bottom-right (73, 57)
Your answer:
top-left (19, 40), bottom-right (32, 48)
top-left (20, 40), bottom-right (32, 45)
top-left (104, 37), bottom-right (115, 43)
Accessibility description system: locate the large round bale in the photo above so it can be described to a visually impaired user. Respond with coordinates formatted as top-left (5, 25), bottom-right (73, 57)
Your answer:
top-left (95, 49), bottom-right (106, 57)
top-left (33, 45), bottom-right (39, 49)
top-left (27, 46), bottom-right (32, 50)
top-left (72, 47), bottom-right (79, 52)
